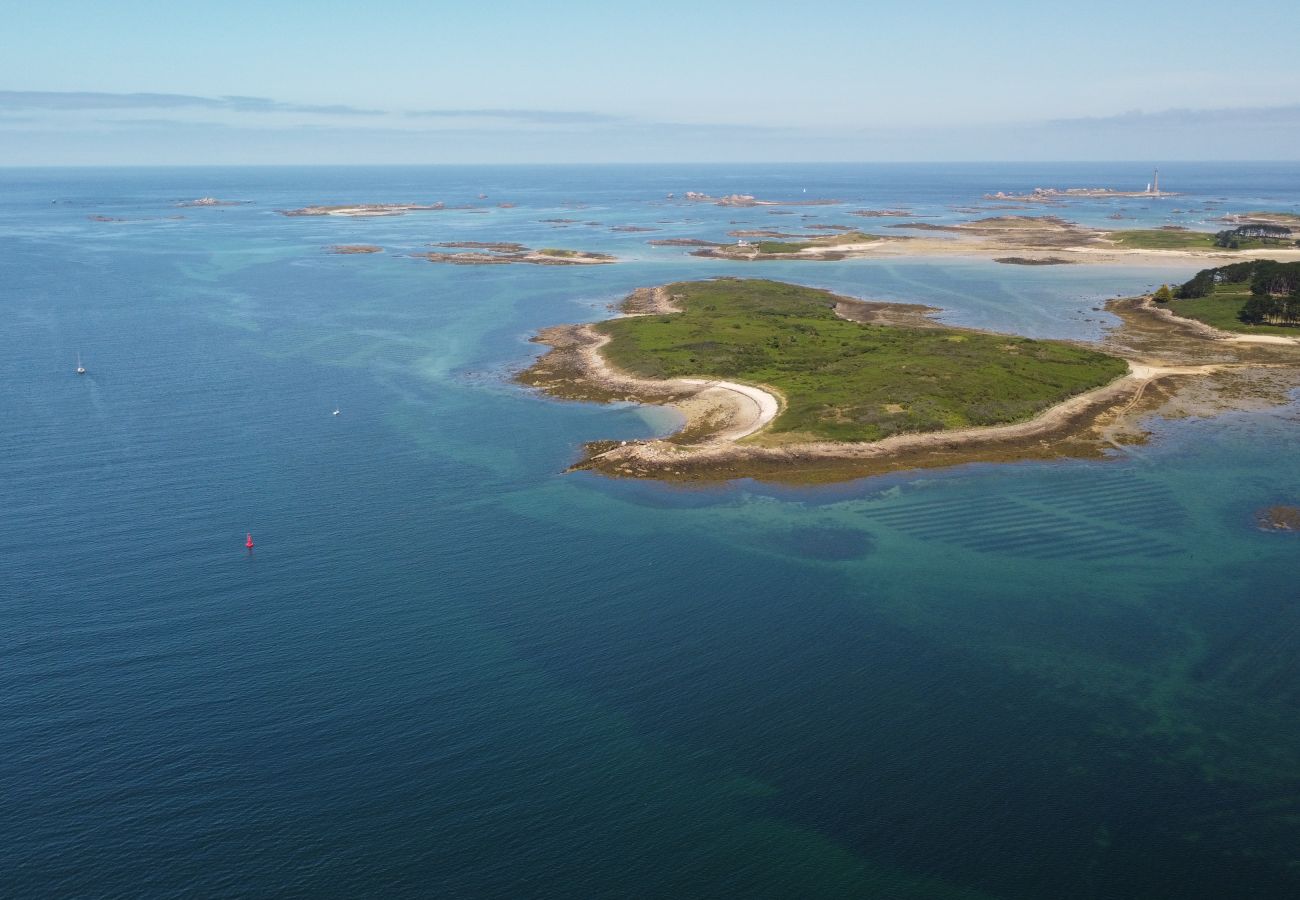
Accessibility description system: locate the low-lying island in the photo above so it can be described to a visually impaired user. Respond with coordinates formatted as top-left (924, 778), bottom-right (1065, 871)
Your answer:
top-left (520, 277), bottom-right (1300, 482)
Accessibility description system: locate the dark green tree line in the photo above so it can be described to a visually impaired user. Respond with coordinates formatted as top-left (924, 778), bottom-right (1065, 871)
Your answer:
top-left (1176, 260), bottom-right (1300, 326)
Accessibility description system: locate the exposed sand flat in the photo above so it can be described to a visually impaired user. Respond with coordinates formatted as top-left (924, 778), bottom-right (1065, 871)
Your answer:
top-left (1222, 333), bottom-right (1300, 345)
top-left (795, 240), bottom-right (881, 256)
top-left (756, 237), bottom-right (1300, 266)
top-left (682, 215), bottom-right (1300, 266)
top-left (1128, 363), bottom-right (1223, 379)
top-left (1065, 245), bottom-right (1300, 263)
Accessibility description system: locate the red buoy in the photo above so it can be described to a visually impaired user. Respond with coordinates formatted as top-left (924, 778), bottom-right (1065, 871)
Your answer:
top-left (245, 532), bottom-right (255, 550)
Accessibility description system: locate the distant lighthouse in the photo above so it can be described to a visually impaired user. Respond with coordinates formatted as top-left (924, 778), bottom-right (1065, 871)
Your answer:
top-left (1152, 167), bottom-right (1160, 195)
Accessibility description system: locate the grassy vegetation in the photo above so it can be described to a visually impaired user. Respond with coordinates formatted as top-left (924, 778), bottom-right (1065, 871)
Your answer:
top-left (755, 240), bottom-right (816, 253)
top-left (597, 279), bottom-right (1128, 442)
top-left (537, 248), bottom-right (578, 257)
top-left (1108, 229), bottom-right (1288, 251)
top-left (1107, 230), bottom-right (1220, 250)
top-left (751, 231), bottom-right (879, 255)
top-left (1168, 281), bottom-right (1298, 335)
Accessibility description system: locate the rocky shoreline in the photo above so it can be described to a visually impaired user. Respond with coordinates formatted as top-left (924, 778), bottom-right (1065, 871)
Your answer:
top-left (518, 284), bottom-right (1300, 483)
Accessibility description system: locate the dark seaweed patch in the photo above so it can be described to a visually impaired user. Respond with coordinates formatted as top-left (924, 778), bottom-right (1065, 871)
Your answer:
top-left (765, 525), bottom-right (875, 560)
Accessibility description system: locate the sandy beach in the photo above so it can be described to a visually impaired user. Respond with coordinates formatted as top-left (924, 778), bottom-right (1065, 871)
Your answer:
top-left (527, 287), bottom-right (784, 441)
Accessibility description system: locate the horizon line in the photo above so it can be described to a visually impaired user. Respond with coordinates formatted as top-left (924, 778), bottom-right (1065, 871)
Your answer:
top-left (3, 159), bottom-right (1299, 170)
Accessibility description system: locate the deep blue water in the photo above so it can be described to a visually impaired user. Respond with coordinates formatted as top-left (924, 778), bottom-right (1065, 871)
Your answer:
top-left (3, 163), bottom-right (1300, 898)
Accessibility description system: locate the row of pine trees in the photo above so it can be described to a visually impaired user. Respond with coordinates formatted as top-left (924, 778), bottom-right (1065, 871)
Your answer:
top-left (1157, 260), bottom-right (1300, 327)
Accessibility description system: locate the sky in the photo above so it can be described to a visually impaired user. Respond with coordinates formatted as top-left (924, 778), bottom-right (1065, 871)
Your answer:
top-left (1, 0), bottom-right (1297, 164)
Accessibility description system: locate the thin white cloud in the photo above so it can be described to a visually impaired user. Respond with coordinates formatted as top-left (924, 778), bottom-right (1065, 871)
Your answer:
top-left (1, 92), bottom-right (1296, 163)
top-left (404, 108), bottom-right (627, 125)
top-left (1047, 104), bottom-right (1300, 127)
top-left (0, 90), bottom-right (382, 116)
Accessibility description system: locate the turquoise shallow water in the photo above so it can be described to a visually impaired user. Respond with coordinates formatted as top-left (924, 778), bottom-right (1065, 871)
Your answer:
top-left (2, 164), bottom-right (1300, 898)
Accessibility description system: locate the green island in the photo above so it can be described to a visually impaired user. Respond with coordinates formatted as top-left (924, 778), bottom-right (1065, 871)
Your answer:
top-left (523, 276), bottom-right (1300, 481)
top-left (750, 231), bottom-right (879, 254)
top-left (421, 243), bottom-right (615, 266)
top-left (1107, 229), bottom-right (1221, 250)
top-left (595, 279), bottom-right (1127, 441)
top-left (1109, 225), bottom-right (1299, 252)
top-left (690, 231), bottom-right (882, 260)
top-left (666, 214), bottom-right (1300, 263)
top-left (1162, 260), bottom-right (1300, 333)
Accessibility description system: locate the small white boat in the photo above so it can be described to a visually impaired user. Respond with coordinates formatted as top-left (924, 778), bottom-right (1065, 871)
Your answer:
top-left (76, 353), bottom-right (86, 375)
top-left (332, 408), bottom-right (341, 416)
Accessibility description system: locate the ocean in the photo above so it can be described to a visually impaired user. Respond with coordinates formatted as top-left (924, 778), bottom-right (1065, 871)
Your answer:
top-left (2, 163), bottom-right (1299, 898)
